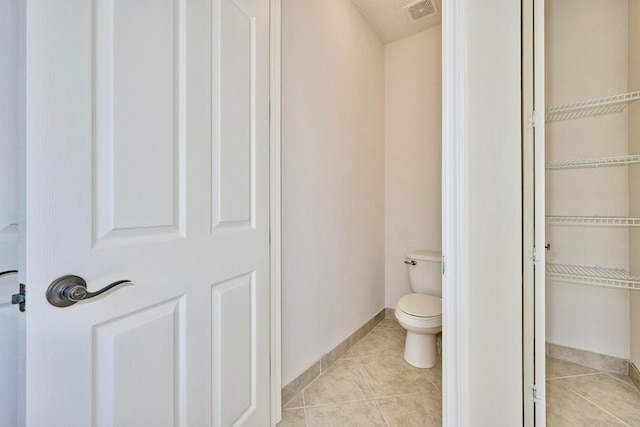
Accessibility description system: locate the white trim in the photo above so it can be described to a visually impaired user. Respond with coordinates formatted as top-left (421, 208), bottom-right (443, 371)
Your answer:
top-left (533, 0), bottom-right (547, 423)
top-left (442, 0), bottom-right (467, 425)
top-left (269, 0), bottom-right (283, 424)
top-left (522, 0), bottom-right (535, 423)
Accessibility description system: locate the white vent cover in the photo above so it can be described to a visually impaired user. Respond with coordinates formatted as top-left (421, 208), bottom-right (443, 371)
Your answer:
top-left (405, 0), bottom-right (438, 21)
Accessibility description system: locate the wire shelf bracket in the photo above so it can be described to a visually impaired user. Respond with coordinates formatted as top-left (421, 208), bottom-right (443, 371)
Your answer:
top-left (546, 263), bottom-right (640, 291)
top-left (546, 216), bottom-right (640, 227)
top-left (546, 154), bottom-right (640, 170)
top-left (545, 91), bottom-right (640, 122)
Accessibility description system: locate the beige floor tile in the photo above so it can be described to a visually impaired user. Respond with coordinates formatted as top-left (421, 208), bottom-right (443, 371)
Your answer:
top-left (375, 318), bottom-right (403, 329)
top-left (277, 409), bottom-right (306, 427)
top-left (556, 373), bottom-right (640, 426)
top-left (606, 373), bottom-right (636, 387)
top-left (546, 380), bottom-right (627, 426)
top-left (305, 401), bottom-right (386, 427)
top-left (284, 392), bottom-right (304, 409)
top-left (546, 357), bottom-right (600, 379)
top-left (303, 359), bottom-right (372, 406)
top-left (359, 355), bottom-right (438, 398)
top-left (351, 327), bottom-right (405, 358)
top-left (422, 357), bottom-right (442, 391)
top-left (377, 392), bottom-right (442, 427)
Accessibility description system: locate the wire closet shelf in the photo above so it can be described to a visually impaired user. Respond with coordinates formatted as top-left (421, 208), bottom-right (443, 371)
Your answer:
top-left (546, 216), bottom-right (640, 227)
top-left (545, 91), bottom-right (640, 122)
top-left (546, 154), bottom-right (640, 170)
top-left (546, 263), bottom-right (640, 291)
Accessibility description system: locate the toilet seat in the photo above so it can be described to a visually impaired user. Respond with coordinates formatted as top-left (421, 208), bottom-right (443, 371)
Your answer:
top-left (397, 293), bottom-right (441, 318)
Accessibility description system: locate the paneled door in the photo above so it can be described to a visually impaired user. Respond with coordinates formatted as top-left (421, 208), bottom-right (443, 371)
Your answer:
top-left (25, 0), bottom-right (272, 426)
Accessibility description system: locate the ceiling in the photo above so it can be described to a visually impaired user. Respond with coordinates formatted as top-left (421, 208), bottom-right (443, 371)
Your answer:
top-left (350, 0), bottom-right (443, 44)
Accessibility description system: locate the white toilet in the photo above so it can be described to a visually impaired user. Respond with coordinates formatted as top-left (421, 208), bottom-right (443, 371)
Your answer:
top-left (395, 250), bottom-right (442, 369)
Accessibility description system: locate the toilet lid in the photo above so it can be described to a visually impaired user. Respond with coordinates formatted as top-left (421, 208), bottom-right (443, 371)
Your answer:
top-left (398, 294), bottom-right (442, 318)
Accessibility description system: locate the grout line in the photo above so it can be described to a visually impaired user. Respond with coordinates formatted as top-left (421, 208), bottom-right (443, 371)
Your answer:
top-left (425, 355), bottom-right (443, 393)
top-left (302, 391), bottom-right (308, 427)
top-left (303, 396), bottom-right (377, 409)
top-left (546, 372), bottom-right (602, 380)
top-left (282, 393), bottom-right (305, 410)
top-left (373, 390), bottom-right (441, 401)
top-left (371, 396), bottom-right (390, 427)
top-left (603, 373), bottom-right (640, 391)
top-left (301, 358), bottom-right (379, 408)
top-left (300, 355), bottom-right (441, 408)
top-left (561, 385), bottom-right (632, 427)
top-left (426, 373), bottom-right (441, 393)
top-left (301, 389), bottom-right (441, 410)
top-left (300, 368), bottom-right (325, 396)
top-left (347, 352), bottom-right (404, 362)
top-left (353, 356), bottom-right (389, 427)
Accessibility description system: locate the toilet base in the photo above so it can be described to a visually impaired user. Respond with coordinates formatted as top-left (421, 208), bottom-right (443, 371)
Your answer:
top-left (403, 331), bottom-right (437, 368)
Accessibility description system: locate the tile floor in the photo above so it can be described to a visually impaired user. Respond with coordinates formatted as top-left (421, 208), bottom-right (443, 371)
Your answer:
top-left (546, 357), bottom-right (640, 426)
top-left (278, 318), bottom-right (640, 426)
top-left (278, 318), bottom-right (442, 427)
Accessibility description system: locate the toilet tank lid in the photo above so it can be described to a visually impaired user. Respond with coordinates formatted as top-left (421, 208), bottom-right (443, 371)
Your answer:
top-left (406, 250), bottom-right (441, 262)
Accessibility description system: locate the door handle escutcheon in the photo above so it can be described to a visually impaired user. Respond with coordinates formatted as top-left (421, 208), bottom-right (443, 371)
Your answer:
top-left (46, 275), bottom-right (132, 307)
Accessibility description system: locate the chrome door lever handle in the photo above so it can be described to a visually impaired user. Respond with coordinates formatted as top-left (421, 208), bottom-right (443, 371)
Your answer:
top-left (46, 275), bottom-right (132, 307)
top-left (0, 270), bottom-right (18, 277)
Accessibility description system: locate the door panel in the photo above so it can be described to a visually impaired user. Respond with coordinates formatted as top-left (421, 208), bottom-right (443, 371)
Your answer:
top-left (94, 0), bottom-right (184, 243)
top-left (94, 297), bottom-right (186, 427)
top-left (215, 0), bottom-right (256, 228)
top-left (213, 273), bottom-right (256, 426)
top-left (26, 0), bottom-right (271, 425)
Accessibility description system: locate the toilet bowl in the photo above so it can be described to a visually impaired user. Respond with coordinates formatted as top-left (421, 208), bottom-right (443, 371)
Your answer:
top-left (395, 250), bottom-right (442, 369)
top-left (395, 293), bottom-right (442, 368)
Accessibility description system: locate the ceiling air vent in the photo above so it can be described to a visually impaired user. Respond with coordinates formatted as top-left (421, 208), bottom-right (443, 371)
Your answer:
top-left (405, 0), bottom-right (438, 21)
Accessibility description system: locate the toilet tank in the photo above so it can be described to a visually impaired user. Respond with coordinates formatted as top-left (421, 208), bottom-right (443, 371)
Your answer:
top-left (406, 250), bottom-right (442, 298)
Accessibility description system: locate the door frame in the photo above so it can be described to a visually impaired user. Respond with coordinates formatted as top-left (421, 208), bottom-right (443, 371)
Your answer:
top-left (269, 0), bottom-right (283, 424)
top-left (441, 0), bottom-right (468, 425)
top-left (533, 0), bottom-right (547, 423)
top-left (523, 0), bottom-right (547, 424)
top-left (269, 0), bottom-right (467, 424)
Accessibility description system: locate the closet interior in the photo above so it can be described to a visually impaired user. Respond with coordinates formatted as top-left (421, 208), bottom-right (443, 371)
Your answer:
top-left (545, 0), bottom-right (640, 381)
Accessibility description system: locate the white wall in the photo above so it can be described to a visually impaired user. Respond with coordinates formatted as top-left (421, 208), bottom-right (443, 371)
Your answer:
top-left (629, 0), bottom-right (640, 368)
top-left (545, 0), bottom-right (630, 359)
top-left (464, 0), bottom-right (523, 423)
top-left (384, 27), bottom-right (442, 309)
top-left (281, 0), bottom-right (385, 385)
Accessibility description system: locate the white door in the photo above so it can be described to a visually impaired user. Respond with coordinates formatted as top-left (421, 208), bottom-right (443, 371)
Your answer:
top-left (1, 0), bottom-right (24, 425)
top-left (25, 0), bottom-right (272, 425)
